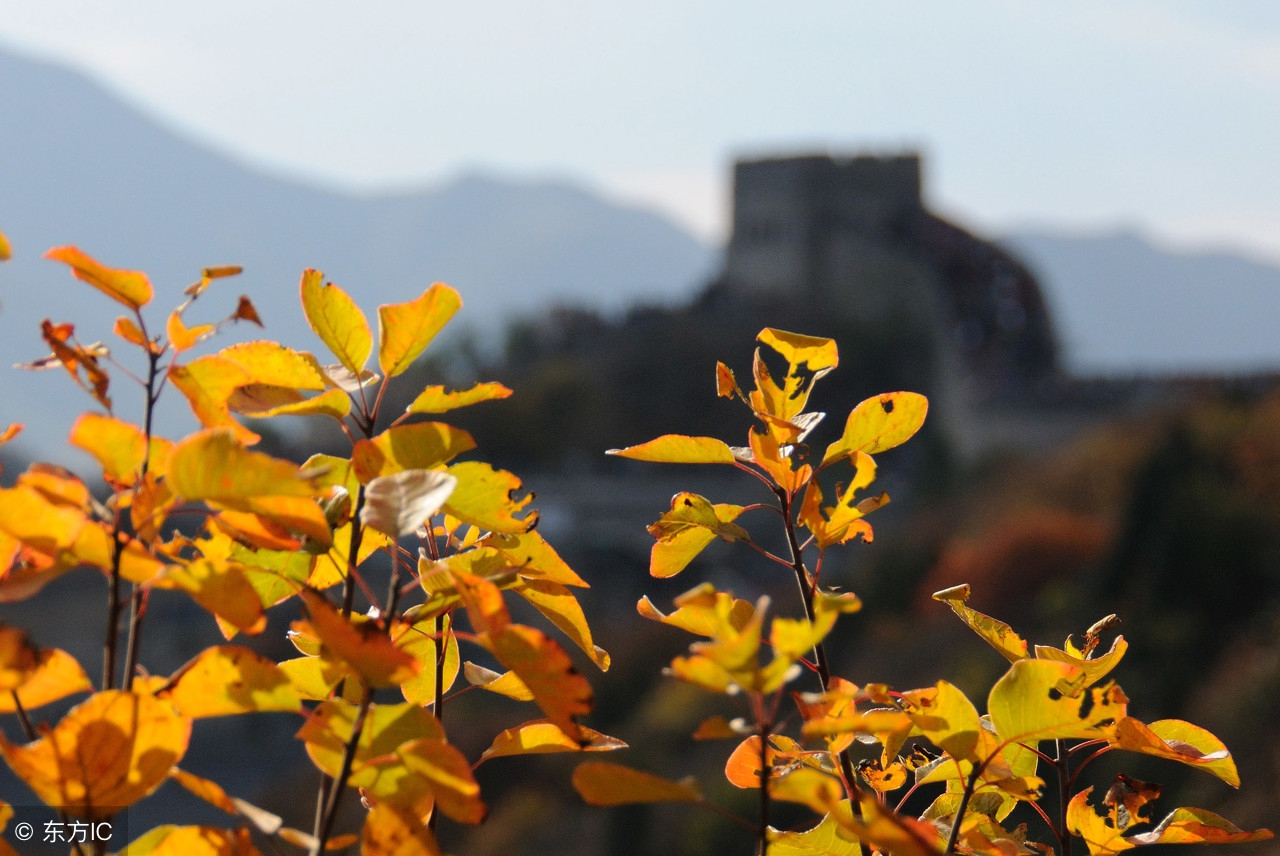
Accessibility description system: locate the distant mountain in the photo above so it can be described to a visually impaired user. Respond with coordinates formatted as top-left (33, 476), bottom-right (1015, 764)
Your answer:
top-left (1002, 230), bottom-right (1280, 375)
top-left (0, 44), bottom-right (715, 459)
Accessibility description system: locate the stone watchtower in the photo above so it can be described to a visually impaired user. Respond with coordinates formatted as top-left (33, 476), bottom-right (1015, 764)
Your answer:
top-left (720, 153), bottom-right (1058, 403)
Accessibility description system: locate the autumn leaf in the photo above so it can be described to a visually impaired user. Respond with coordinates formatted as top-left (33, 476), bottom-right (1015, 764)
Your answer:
top-left (397, 616), bottom-right (461, 706)
top-left (572, 761), bottom-right (702, 806)
top-left (607, 434), bottom-right (737, 464)
top-left (396, 737), bottom-right (486, 823)
top-left (1067, 786), bottom-right (1272, 856)
top-left (443, 461), bottom-right (536, 534)
top-left (901, 680), bottom-right (982, 763)
top-left (405, 382), bottom-right (512, 414)
top-left (1108, 717), bottom-right (1239, 787)
top-left (45, 245), bottom-right (153, 310)
top-left (487, 623), bottom-right (593, 742)
top-left (514, 578), bottom-right (610, 669)
top-left (0, 690), bottom-right (190, 818)
top-left (932, 584), bottom-right (1029, 662)
top-left (168, 357), bottom-right (258, 444)
top-left (822, 391), bottom-right (929, 466)
top-left (479, 720), bottom-right (626, 763)
top-left (646, 493), bottom-right (748, 578)
top-left (299, 269), bottom-right (372, 374)
top-left (167, 429), bottom-right (319, 504)
top-left (299, 589), bottom-right (419, 688)
top-left (462, 662), bottom-right (533, 700)
top-left (162, 645), bottom-right (300, 717)
top-left (352, 422), bottom-right (476, 483)
top-left (152, 560), bottom-right (266, 635)
top-left (69, 414), bottom-right (148, 484)
top-left (360, 469), bottom-right (458, 538)
top-left (114, 825), bottom-right (264, 855)
top-left (0, 230), bottom-right (9, 261)
top-left (298, 699), bottom-right (442, 806)
top-left (0, 648), bottom-right (91, 712)
top-left (988, 659), bottom-right (1128, 746)
top-left (378, 283), bottom-right (462, 377)
top-left (361, 801), bottom-right (442, 856)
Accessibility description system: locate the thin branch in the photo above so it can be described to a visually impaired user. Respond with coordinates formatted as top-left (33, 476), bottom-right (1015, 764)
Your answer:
top-left (943, 762), bottom-right (983, 856)
top-left (312, 684), bottom-right (374, 855)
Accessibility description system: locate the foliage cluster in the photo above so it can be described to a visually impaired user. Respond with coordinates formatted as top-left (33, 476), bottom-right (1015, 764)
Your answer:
top-left (0, 229), bottom-right (1271, 856)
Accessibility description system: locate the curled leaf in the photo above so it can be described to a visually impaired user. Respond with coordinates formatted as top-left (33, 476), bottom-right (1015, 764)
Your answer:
top-left (360, 469), bottom-right (458, 538)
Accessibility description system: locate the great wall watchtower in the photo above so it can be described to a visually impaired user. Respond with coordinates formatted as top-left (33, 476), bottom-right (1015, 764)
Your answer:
top-left (720, 153), bottom-right (1059, 405)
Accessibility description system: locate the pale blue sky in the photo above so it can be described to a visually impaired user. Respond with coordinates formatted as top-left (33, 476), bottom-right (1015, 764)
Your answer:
top-left (2, 1), bottom-right (1279, 259)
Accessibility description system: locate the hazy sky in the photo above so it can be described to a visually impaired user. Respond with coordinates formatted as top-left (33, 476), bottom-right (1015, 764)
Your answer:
top-left (2, 1), bottom-right (1279, 259)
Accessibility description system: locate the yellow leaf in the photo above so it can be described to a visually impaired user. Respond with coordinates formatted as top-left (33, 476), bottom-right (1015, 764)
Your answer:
top-left (227, 386), bottom-right (350, 419)
top-left (168, 429), bottom-right (318, 503)
top-left (115, 824), bottom-right (264, 855)
top-left (572, 761), bottom-right (702, 806)
top-left (479, 719), bottom-right (626, 763)
top-left (0, 484), bottom-right (85, 554)
top-left (830, 795), bottom-right (945, 856)
top-left (0, 648), bottom-right (91, 712)
top-left (988, 660), bottom-right (1128, 746)
top-left (462, 662), bottom-right (533, 700)
top-left (0, 690), bottom-right (190, 818)
top-left (769, 810), bottom-right (862, 856)
top-left (932, 584), bottom-right (1029, 662)
top-left (770, 768), bottom-right (846, 815)
top-left (278, 656), bottom-right (349, 701)
top-left (1034, 636), bottom-right (1128, 687)
top-left (166, 310), bottom-right (213, 353)
top-left (0, 625), bottom-right (40, 691)
top-left (636, 584), bottom-right (756, 637)
top-left (444, 461), bottom-right (535, 534)
top-left (798, 454), bottom-right (883, 548)
top-left (168, 358), bottom-right (259, 444)
top-left (361, 801), bottom-right (442, 856)
top-left (398, 616), bottom-right (461, 705)
top-left (299, 269), bottom-right (372, 374)
top-left (0, 230), bottom-right (9, 261)
top-left (152, 560), bottom-right (266, 634)
top-left (299, 589), bottom-right (419, 687)
top-left (396, 737), bottom-right (486, 823)
top-left (484, 530), bottom-right (588, 587)
top-left (114, 316), bottom-right (152, 350)
top-left (1068, 787), bottom-right (1273, 855)
top-left (69, 414), bottom-right (147, 484)
top-left (378, 283), bottom-right (462, 377)
top-left (606, 434), bottom-right (737, 464)
top-left (298, 699), bottom-right (442, 805)
top-left (901, 681), bottom-right (982, 762)
top-left (647, 493), bottom-right (748, 579)
top-left (217, 341), bottom-right (328, 390)
top-left (162, 645), bottom-right (300, 717)
top-left (45, 245), bottom-right (153, 310)
top-left (1108, 717), bottom-right (1239, 787)
top-left (757, 328), bottom-right (839, 372)
top-left (353, 423), bottom-right (477, 483)
top-left (405, 381), bottom-right (512, 414)
top-left (514, 578), bottom-right (609, 669)
top-left (822, 392), bottom-right (929, 466)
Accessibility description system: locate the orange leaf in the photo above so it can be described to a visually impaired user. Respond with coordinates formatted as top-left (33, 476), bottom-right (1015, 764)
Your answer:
top-left (361, 801), bottom-right (442, 856)
top-left (1108, 717), bottom-right (1239, 787)
top-left (152, 560), bottom-right (266, 635)
top-left (114, 316), bottom-right (153, 350)
top-left (45, 245), bottom-right (153, 310)
top-left (299, 589), bottom-right (419, 687)
top-left (725, 735), bottom-right (777, 788)
top-left (113, 825), bottom-right (264, 855)
top-left (606, 434), bottom-right (737, 464)
top-left (487, 623), bottom-right (593, 743)
top-left (572, 761), bottom-right (702, 806)
top-left (298, 699), bottom-right (442, 804)
top-left (162, 645), bottom-right (300, 717)
top-left (0, 230), bottom-right (9, 261)
top-left (168, 357), bottom-right (258, 444)
top-left (0, 648), bottom-right (92, 712)
top-left (166, 310), bottom-right (213, 353)
top-left (396, 737), bottom-right (486, 824)
top-left (378, 283), bottom-right (462, 377)
top-left (232, 295), bottom-right (263, 326)
top-left (479, 719), bottom-right (626, 763)
top-left (0, 690), bottom-right (190, 818)
top-left (299, 269), bottom-right (372, 373)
